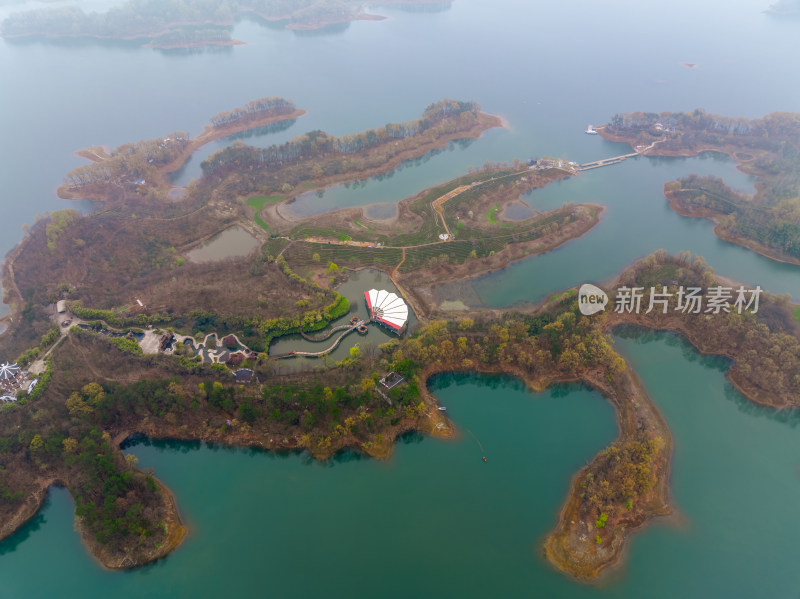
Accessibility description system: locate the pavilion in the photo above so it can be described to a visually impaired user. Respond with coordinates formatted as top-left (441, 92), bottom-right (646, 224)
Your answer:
top-left (364, 289), bottom-right (409, 334)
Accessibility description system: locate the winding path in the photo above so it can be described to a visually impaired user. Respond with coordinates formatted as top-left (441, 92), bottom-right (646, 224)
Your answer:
top-left (273, 319), bottom-right (368, 358)
top-left (299, 322), bottom-right (355, 342)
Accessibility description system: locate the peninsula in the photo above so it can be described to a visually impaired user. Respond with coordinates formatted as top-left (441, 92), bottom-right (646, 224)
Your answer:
top-left (599, 109), bottom-right (800, 267)
top-left (58, 96), bottom-right (306, 205)
top-left (2, 246), bottom-right (798, 577)
top-left (3, 101), bottom-right (799, 581)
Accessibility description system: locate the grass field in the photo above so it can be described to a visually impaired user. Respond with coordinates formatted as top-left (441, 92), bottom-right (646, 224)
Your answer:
top-left (247, 195), bottom-right (283, 231)
top-left (354, 219), bottom-right (373, 230)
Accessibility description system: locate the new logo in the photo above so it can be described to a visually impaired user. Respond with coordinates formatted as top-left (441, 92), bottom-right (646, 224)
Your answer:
top-left (578, 284), bottom-right (608, 316)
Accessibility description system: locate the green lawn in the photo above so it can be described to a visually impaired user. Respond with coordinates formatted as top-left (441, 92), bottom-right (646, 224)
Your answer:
top-left (794, 305), bottom-right (800, 324)
top-left (487, 204), bottom-right (499, 224)
top-left (247, 195), bottom-right (283, 231)
top-left (354, 219), bottom-right (374, 230)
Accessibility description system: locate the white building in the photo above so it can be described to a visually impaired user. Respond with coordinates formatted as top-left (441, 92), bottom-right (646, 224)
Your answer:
top-left (365, 289), bottom-right (409, 334)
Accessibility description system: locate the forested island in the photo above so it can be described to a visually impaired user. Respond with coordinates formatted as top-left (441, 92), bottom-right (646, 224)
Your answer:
top-left (0, 0), bottom-right (454, 48)
top-left (59, 96), bottom-right (305, 205)
top-left (2, 244), bottom-right (799, 575)
top-left (3, 98), bottom-right (800, 579)
top-left (197, 99), bottom-right (500, 199)
top-left (600, 109), bottom-right (800, 265)
top-left (59, 98), bottom-right (497, 208)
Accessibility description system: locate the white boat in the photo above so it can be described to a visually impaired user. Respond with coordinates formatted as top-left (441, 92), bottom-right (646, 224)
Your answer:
top-left (585, 125), bottom-right (598, 135)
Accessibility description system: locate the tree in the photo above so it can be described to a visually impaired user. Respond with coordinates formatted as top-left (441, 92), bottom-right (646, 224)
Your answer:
top-left (29, 434), bottom-right (44, 452)
top-left (66, 391), bottom-right (94, 416)
top-left (611, 356), bottom-right (626, 374)
top-left (62, 438), bottom-right (78, 454)
top-left (559, 349), bottom-right (580, 372)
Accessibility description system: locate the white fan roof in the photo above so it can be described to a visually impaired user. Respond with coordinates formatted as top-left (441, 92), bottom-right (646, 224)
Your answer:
top-left (366, 289), bottom-right (408, 330)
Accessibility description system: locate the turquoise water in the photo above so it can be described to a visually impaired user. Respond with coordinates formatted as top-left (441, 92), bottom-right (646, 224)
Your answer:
top-left (4, 332), bottom-right (800, 597)
top-left (0, 378), bottom-right (618, 598)
top-left (468, 153), bottom-right (796, 307)
top-left (2, 0), bottom-right (800, 594)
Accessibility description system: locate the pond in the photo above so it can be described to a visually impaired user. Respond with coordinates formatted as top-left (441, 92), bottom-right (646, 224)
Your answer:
top-left (269, 268), bottom-right (418, 372)
top-left (185, 226), bottom-right (260, 263)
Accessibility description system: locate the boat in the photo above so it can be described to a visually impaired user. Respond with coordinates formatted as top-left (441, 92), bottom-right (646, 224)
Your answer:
top-left (437, 406), bottom-right (447, 411)
top-left (585, 125), bottom-right (598, 135)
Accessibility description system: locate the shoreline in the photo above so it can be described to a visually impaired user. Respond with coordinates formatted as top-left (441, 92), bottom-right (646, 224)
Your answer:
top-left (0, 229), bottom-right (33, 334)
top-left (0, 477), bottom-right (63, 542)
top-left (1, 255), bottom-right (795, 576)
top-left (75, 474), bottom-right (187, 570)
top-left (599, 126), bottom-right (800, 267)
top-left (413, 203), bottom-right (605, 316)
top-left (604, 312), bottom-right (795, 410)
top-left (664, 187), bottom-right (800, 267)
top-left (56, 107), bottom-right (307, 202)
top-left (261, 111), bottom-right (503, 227)
top-left (1, 1), bottom-right (452, 46)
top-left (542, 367), bottom-right (672, 581)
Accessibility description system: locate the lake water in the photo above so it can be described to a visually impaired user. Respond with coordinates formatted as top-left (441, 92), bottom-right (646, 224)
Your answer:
top-left (2, 0), bottom-right (800, 594)
top-left (4, 332), bottom-right (800, 597)
top-left (185, 225), bottom-right (260, 263)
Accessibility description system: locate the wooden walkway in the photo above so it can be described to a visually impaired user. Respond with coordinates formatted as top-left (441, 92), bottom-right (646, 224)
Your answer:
top-left (299, 322), bottom-right (354, 342)
top-left (272, 319), bottom-right (369, 359)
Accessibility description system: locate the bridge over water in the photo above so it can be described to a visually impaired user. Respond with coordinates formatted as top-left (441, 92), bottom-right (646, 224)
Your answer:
top-left (577, 138), bottom-right (664, 171)
top-left (272, 319), bottom-right (369, 359)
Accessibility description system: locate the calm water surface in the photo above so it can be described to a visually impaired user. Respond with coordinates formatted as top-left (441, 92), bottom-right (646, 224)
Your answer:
top-left (2, 0), bottom-right (800, 595)
top-left (185, 226), bottom-right (260, 263)
top-left (269, 268), bottom-right (418, 370)
top-left (4, 332), bottom-right (800, 597)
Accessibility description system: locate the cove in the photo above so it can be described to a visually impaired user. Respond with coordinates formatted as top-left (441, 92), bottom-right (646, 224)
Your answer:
top-left (4, 330), bottom-right (800, 595)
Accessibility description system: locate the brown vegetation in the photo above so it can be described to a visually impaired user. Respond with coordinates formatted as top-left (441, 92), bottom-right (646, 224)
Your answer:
top-left (58, 98), bottom-right (305, 204)
top-left (601, 109), bottom-right (800, 264)
top-left (3, 251), bottom-right (800, 576)
top-left (605, 251), bottom-right (800, 407)
top-left (199, 101), bottom-right (502, 201)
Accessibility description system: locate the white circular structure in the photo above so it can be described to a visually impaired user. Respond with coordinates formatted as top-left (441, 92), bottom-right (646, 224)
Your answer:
top-left (365, 289), bottom-right (408, 333)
